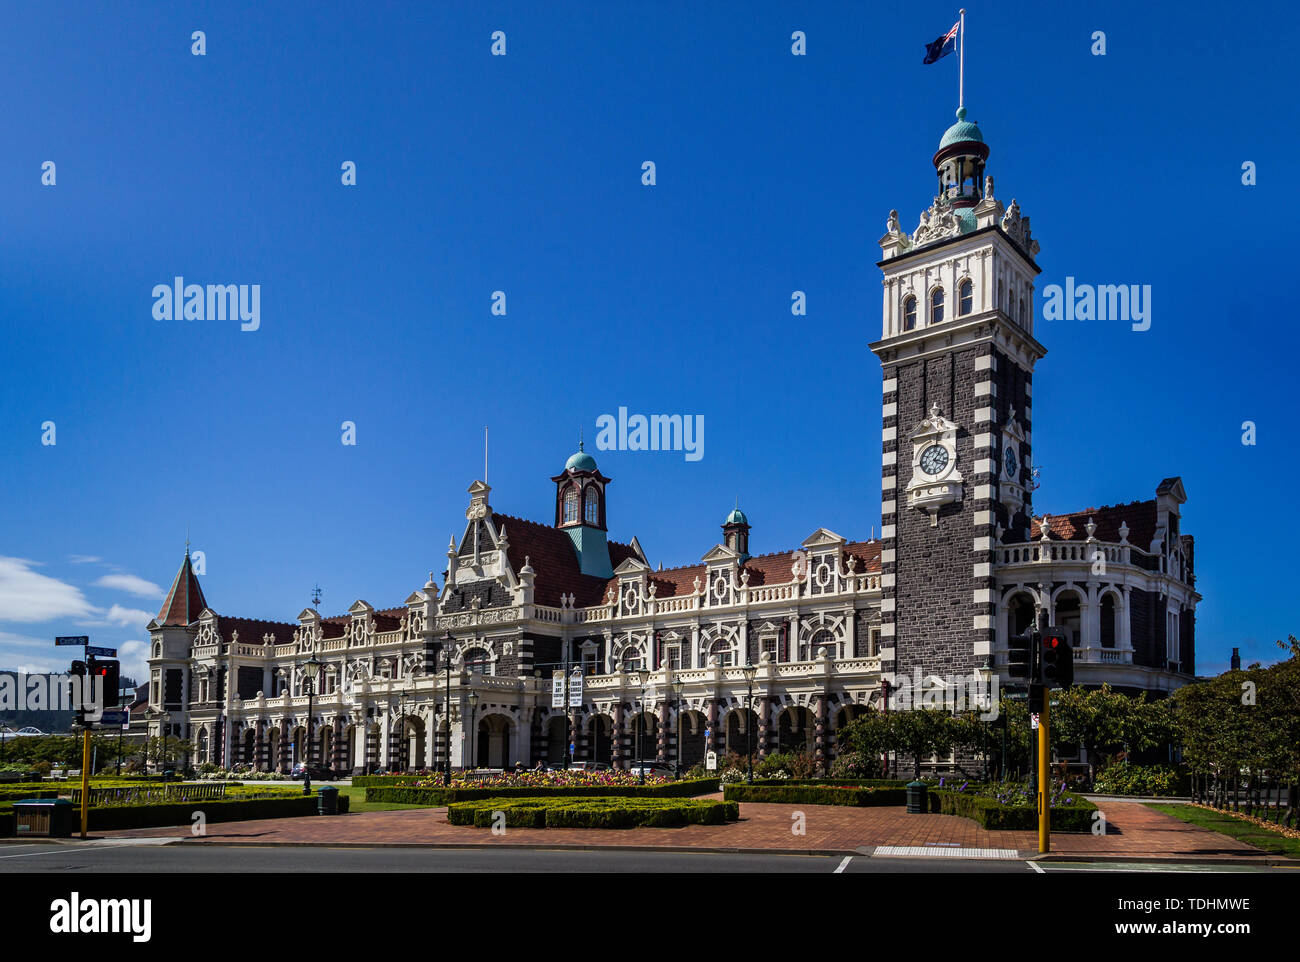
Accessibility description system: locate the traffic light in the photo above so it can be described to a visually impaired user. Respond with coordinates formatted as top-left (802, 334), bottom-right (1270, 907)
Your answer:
top-left (93, 659), bottom-right (121, 709)
top-left (1007, 630), bottom-right (1036, 679)
top-left (69, 660), bottom-right (88, 726)
top-left (1040, 627), bottom-right (1074, 688)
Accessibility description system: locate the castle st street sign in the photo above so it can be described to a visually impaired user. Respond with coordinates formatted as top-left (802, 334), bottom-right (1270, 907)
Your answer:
top-left (55, 636), bottom-right (89, 646)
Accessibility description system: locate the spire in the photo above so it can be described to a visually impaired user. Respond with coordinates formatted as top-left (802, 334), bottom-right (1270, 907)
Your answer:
top-left (157, 552), bottom-right (208, 626)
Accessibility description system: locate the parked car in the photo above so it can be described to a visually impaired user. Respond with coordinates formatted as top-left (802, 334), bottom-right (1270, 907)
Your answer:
top-left (627, 762), bottom-right (675, 779)
top-left (568, 761), bottom-right (611, 771)
top-left (290, 763), bottom-right (333, 781)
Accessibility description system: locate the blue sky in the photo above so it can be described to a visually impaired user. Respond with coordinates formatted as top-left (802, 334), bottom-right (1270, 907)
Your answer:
top-left (0, 0), bottom-right (1293, 682)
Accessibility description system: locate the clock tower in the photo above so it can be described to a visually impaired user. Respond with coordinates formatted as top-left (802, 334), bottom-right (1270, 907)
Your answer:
top-left (870, 107), bottom-right (1047, 684)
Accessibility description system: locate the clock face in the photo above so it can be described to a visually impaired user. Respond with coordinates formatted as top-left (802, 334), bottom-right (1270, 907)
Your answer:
top-left (1004, 445), bottom-right (1018, 479)
top-left (919, 443), bottom-right (949, 476)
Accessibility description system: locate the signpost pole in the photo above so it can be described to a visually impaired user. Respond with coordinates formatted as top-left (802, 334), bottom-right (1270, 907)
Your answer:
top-left (1037, 686), bottom-right (1051, 854)
top-left (79, 727), bottom-right (91, 839)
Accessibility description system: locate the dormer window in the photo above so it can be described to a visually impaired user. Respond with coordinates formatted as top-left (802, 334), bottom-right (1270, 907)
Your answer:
top-left (563, 486), bottom-right (579, 524)
top-left (584, 486), bottom-right (599, 525)
top-left (903, 295), bottom-right (917, 331)
top-left (959, 279), bottom-right (973, 315)
top-left (930, 287), bottom-right (945, 325)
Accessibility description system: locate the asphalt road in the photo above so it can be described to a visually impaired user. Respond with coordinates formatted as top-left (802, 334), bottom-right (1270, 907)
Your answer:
top-left (0, 842), bottom-right (1289, 873)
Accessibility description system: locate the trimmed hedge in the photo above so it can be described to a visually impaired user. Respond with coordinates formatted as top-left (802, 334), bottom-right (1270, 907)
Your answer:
top-left (83, 792), bottom-right (349, 831)
top-left (366, 778), bottom-right (720, 806)
top-left (724, 784), bottom-right (907, 807)
top-left (446, 796), bottom-right (739, 829)
top-left (929, 789), bottom-right (1097, 832)
top-left (0, 788), bottom-right (59, 802)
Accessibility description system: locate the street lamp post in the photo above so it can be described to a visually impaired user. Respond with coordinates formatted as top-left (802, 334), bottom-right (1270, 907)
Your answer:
top-left (671, 679), bottom-right (684, 777)
top-left (443, 630), bottom-right (453, 785)
top-left (742, 661), bottom-right (757, 784)
top-left (976, 659), bottom-right (992, 782)
top-left (302, 654), bottom-right (321, 796)
top-left (468, 690), bottom-right (480, 771)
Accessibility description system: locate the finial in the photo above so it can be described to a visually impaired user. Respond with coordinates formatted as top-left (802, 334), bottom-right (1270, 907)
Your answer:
top-left (311, 583), bottom-right (322, 611)
top-left (956, 106), bottom-right (967, 121)
top-left (579, 426), bottom-right (584, 452)
top-left (185, 525), bottom-right (191, 558)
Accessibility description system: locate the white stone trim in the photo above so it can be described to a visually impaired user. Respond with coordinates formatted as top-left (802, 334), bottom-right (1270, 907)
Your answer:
top-left (883, 378), bottom-right (897, 394)
top-left (975, 356), bottom-right (994, 372)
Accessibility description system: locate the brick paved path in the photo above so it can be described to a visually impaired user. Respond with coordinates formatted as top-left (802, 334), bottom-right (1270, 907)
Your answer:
top-left (107, 799), bottom-right (1278, 861)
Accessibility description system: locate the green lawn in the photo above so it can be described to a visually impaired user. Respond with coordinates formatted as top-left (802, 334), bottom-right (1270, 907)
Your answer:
top-left (336, 785), bottom-right (436, 813)
top-left (1146, 803), bottom-right (1300, 859)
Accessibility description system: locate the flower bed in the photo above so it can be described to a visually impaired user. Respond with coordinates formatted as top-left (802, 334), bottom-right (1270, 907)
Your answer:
top-left (366, 777), bottom-right (719, 806)
top-left (446, 796), bottom-right (739, 829)
top-left (84, 792), bottom-right (348, 831)
top-left (723, 783), bottom-right (908, 806)
top-left (355, 769), bottom-right (673, 789)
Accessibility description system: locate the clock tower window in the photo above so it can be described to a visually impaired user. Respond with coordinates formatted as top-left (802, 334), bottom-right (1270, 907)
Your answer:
top-left (903, 295), bottom-right (917, 331)
top-left (563, 485), bottom-right (579, 524)
top-left (959, 278), bottom-right (973, 315)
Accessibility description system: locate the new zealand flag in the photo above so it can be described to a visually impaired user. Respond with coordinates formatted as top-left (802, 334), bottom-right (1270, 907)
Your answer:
top-left (924, 22), bottom-right (960, 64)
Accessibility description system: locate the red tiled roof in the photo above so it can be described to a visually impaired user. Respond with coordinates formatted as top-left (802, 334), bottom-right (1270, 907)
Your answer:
top-left (214, 615), bottom-right (296, 646)
top-left (1029, 499), bottom-right (1158, 547)
top-left (493, 512), bottom-right (612, 607)
top-left (157, 554), bottom-right (208, 626)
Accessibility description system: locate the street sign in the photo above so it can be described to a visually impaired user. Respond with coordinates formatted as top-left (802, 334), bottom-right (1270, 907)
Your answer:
top-left (705, 750), bottom-right (718, 771)
top-left (568, 670), bottom-right (583, 707)
top-left (1030, 713), bottom-right (1040, 730)
top-left (55, 636), bottom-right (89, 646)
top-left (551, 671), bottom-right (565, 709)
top-left (96, 710), bottom-right (129, 727)
top-left (86, 646), bottom-right (117, 658)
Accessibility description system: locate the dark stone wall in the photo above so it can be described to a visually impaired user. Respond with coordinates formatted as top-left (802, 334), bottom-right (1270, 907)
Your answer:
top-left (441, 579), bottom-right (511, 613)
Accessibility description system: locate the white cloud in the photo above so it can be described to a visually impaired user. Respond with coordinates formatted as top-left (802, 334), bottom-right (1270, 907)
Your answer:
top-left (102, 605), bottom-right (155, 630)
top-left (0, 557), bottom-right (98, 623)
top-left (68, 555), bottom-right (103, 564)
top-left (117, 640), bottom-right (149, 685)
top-left (94, 573), bottom-right (164, 600)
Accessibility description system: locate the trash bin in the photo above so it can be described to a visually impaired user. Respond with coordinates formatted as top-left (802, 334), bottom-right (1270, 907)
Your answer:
top-left (905, 780), bottom-right (928, 814)
top-left (317, 786), bottom-right (339, 815)
top-left (13, 798), bottom-right (74, 838)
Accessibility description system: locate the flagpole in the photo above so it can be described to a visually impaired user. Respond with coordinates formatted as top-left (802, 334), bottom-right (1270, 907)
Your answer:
top-left (959, 8), bottom-right (966, 109)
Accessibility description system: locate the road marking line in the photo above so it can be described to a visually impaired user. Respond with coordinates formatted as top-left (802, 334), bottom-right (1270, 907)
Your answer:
top-left (874, 845), bottom-right (1020, 859)
top-left (834, 856), bottom-right (852, 873)
top-left (1026, 859), bottom-right (1045, 873)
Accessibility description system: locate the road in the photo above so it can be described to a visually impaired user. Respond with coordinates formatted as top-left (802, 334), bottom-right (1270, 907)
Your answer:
top-left (0, 841), bottom-right (1289, 873)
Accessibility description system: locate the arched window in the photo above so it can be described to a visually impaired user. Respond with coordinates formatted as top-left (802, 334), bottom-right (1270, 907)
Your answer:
top-left (997, 278), bottom-right (1004, 312)
top-left (1019, 294), bottom-right (1027, 326)
top-left (584, 486), bottom-right (600, 525)
top-left (708, 639), bottom-right (733, 667)
top-left (903, 295), bottom-right (917, 331)
top-left (562, 486), bottom-right (579, 524)
top-left (463, 647), bottom-right (492, 675)
top-left (622, 649), bottom-right (643, 672)
top-left (930, 287), bottom-right (945, 325)
top-left (959, 279), bottom-right (973, 315)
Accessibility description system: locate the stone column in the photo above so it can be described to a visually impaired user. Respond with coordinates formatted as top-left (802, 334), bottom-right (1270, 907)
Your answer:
top-left (365, 723), bottom-right (379, 773)
top-left (333, 714), bottom-right (347, 773)
top-left (612, 702), bottom-right (625, 769)
top-left (255, 719), bottom-right (266, 771)
top-left (758, 695), bottom-right (772, 760)
top-left (656, 701), bottom-right (669, 762)
top-left (277, 718), bottom-right (290, 773)
top-left (813, 694), bottom-right (828, 775)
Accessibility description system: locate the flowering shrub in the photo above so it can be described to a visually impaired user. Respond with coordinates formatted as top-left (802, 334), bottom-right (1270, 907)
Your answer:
top-left (719, 768), bottom-right (745, 784)
top-left (409, 769), bottom-right (670, 790)
top-left (198, 767), bottom-right (291, 781)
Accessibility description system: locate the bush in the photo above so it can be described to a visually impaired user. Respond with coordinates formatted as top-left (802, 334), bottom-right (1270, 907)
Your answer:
top-left (0, 787), bottom-right (59, 802)
top-left (723, 783), bottom-right (907, 806)
top-left (755, 751), bottom-right (819, 779)
top-left (930, 787), bottom-right (1097, 832)
top-left (446, 796), bottom-right (738, 829)
top-left (1093, 764), bottom-right (1188, 797)
top-left (86, 794), bottom-right (324, 830)
top-left (829, 751), bottom-right (884, 779)
top-left (366, 778), bottom-right (720, 807)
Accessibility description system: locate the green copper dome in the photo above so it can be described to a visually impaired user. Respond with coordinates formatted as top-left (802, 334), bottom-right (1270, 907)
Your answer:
top-left (939, 106), bottom-right (983, 150)
top-left (724, 507), bottom-right (749, 525)
top-left (566, 448), bottom-right (597, 472)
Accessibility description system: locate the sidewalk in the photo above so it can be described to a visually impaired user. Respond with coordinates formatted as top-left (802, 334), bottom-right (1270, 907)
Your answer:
top-left (98, 799), bottom-right (1286, 863)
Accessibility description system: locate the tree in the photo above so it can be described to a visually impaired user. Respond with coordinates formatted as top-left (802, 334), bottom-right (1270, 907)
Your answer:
top-left (835, 708), bottom-right (891, 777)
top-left (885, 709), bottom-right (954, 780)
